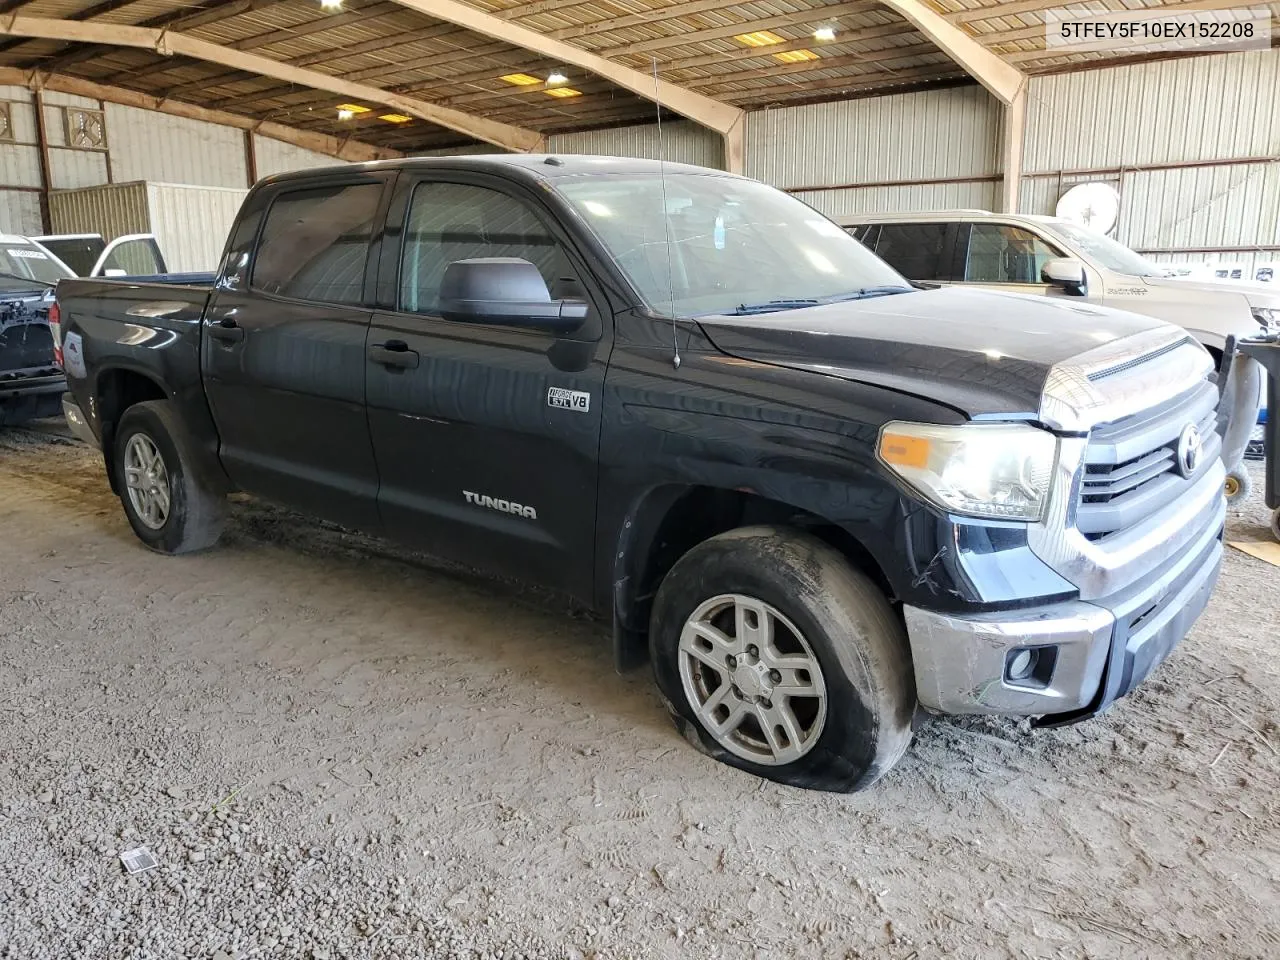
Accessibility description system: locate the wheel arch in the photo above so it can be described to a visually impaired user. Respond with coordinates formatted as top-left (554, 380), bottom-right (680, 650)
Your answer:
top-left (94, 366), bottom-right (171, 495)
top-left (610, 483), bottom-right (895, 671)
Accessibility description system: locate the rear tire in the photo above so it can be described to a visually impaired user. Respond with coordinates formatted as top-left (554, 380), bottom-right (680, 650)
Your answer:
top-left (1270, 508), bottom-right (1280, 543)
top-left (113, 400), bottom-right (225, 554)
top-left (649, 526), bottom-right (915, 792)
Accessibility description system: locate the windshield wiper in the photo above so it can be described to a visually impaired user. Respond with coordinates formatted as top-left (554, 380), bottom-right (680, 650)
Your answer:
top-left (725, 298), bottom-right (821, 316)
top-left (825, 286), bottom-right (914, 302)
top-left (0, 270), bottom-right (53, 289)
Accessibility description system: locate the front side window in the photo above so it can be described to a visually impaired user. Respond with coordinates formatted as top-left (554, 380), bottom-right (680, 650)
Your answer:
top-left (252, 182), bottom-right (381, 305)
top-left (100, 238), bottom-right (165, 277)
top-left (554, 174), bottom-right (910, 318)
top-left (870, 223), bottom-right (950, 282)
top-left (964, 224), bottom-right (1062, 284)
top-left (400, 181), bottom-right (579, 316)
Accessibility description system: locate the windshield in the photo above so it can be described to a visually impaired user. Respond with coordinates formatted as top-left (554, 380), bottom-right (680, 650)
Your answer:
top-left (0, 241), bottom-right (73, 291)
top-left (555, 174), bottom-right (911, 317)
top-left (1048, 221), bottom-right (1169, 277)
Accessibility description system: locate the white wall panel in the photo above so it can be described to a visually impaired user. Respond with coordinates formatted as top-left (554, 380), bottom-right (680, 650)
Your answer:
top-left (253, 135), bottom-right (342, 180)
top-left (105, 102), bottom-right (246, 188)
top-left (48, 147), bottom-right (109, 190)
top-left (0, 144), bottom-right (41, 189)
top-left (547, 121), bottom-right (723, 168)
top-left (1025, 50), bottom-right (1280, 172)
top-left (746, 85), bottom-right (1001, 190)
top-left (42, 103), bottom-right (67, 147)
top-left (0, 190), bottom-right (41, 235)
top-left (145, 182), bottom-right (247, 273)
top-left (41, 91), bottom-right (99, 110)
top-left (796, 181), bottom-right (999, 219)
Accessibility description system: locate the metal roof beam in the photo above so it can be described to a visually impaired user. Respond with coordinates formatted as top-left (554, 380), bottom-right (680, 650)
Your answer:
top-left (386, 0), bottom-right (743, 135)
top-left (876, 0), bottom-right (1025, 104)
top-left (0, 16), bottom-right (544, 152)
top-left (0, 66), bottom-right (401, 162)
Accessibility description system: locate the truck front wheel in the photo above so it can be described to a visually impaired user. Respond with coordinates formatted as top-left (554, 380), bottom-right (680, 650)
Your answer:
top-left (649, 526), bottom-right (915, 792)
top-left (112, 400), bottom-right (226, 554)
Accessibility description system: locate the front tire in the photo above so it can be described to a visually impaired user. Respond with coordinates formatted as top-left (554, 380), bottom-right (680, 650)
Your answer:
top-left (649, 526), bottom-right (915, 792)
top-left (113, 400), bottom-right (225, 554)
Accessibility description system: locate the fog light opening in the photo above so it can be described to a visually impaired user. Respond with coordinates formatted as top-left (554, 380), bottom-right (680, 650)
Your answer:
top-left (1005, 645), bottom-right (1058, 688)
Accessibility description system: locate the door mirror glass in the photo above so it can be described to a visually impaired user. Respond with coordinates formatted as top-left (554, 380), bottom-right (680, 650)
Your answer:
top-left (439, 258), bottom-right (587, 334)
top-left (1041, 257), bottom-right (1088, 295)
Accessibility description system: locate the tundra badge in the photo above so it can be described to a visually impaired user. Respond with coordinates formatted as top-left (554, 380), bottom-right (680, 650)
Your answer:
top-left (547, 386), bottom-right (590, 412)
top-left (463, 491), bottom-right (538, 520)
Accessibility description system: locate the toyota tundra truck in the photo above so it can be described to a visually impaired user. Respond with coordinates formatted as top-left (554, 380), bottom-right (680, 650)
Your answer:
top-left (56, 156), bottom-right (1231, 792)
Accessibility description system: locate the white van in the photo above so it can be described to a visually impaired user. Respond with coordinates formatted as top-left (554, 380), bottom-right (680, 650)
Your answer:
top-left (838, 210), bottom-right (1277, 363)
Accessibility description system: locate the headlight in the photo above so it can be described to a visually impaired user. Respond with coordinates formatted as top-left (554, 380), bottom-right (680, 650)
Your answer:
top-left (877, 422), bottom-right (1058, 521)
top-left (1252, 307), bottom-right (1277, 332)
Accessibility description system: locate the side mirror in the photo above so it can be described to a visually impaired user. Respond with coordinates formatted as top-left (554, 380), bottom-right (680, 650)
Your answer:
top-left (1041, 257), bottom-right (1087, 296)
top-left (439, 258), bottom-right (587, 334)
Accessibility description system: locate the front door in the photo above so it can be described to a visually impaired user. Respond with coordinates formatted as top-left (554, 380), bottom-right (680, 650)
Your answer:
top-left (365, 174), bottom-right (609, 600)
top-left (958, 223), bottom-right (1064, 297)
top-left (202, 176), bottom-right (389, 531)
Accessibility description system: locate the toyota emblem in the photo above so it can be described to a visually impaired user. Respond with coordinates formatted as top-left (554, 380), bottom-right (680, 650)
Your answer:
top-left (1176, 424), bottom-right (1202, 478)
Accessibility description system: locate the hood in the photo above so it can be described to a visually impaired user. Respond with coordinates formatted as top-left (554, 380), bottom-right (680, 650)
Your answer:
top-left (1145, 274), bottom-right (1280, 305)
top-left (696, 287), bottom-right (1176, 421)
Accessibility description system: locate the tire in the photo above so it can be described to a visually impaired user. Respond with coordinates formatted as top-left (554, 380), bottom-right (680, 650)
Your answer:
top-left (112, 400), bottom-right (226, 554)
top-left (1224, 466), bottom-right (1252, 505)
top-left (649, 525), bottom-right (915, 793)
top-left (1271, 508), bottom-right (1280, 543)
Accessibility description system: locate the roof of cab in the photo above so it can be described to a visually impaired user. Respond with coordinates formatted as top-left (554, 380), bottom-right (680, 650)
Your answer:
top-left (836, 210), bottom-right (1066, 226)
top-left (256, 153), bottom-right (740, 189)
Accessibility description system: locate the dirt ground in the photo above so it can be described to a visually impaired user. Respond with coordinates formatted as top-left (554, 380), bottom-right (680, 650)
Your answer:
top-left (1, 423), bottom-right (1278, 960)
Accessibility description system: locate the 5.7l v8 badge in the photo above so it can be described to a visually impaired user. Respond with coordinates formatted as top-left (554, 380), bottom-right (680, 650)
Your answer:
top-left (547, 386), bottom-right (590, 412)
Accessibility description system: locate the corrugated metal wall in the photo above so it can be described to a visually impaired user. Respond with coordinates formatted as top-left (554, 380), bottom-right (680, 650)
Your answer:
top-left (145, 182), bottom-right (247, 272)
top-left (0, 85), bottom-right (44, 234)
top-left (746, 85), bottom-right (1002, 216)
top-left (104, 102), bottom-right (247, 188)
top-left (253, 135), bottom-right (344, 180)
top-left (1022, 49), bottom-right (1280, 271)
top-left (48, 181), bottom-right (150, 240)
top-left (547, 120), bottom-right (723, 168)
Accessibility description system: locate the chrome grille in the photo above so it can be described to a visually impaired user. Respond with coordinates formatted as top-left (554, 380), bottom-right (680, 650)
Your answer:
top-left (1076, 379), bottom-right (1221, 541)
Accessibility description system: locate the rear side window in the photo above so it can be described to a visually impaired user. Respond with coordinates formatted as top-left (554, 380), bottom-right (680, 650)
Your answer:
top-left (399, 181), bottom-right (578, 316)
top-left (869, 223), bottom-right (949, 281)
top-left (252, 182), bottom-right (381, 305)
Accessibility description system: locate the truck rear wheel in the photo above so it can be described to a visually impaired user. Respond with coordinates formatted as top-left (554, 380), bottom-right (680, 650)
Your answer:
top-left (649, 526), bottom-right (915, 792)
top-left (113, 400), bottom-right (226, 554)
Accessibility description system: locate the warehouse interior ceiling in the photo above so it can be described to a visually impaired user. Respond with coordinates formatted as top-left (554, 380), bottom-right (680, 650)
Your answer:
top-left (1, 0), bottom-right (1278, 155)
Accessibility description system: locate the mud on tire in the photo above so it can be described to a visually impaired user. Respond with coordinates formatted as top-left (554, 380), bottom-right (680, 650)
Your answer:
top-left (112, 400), bottom-right (226, 554)
top-left (649, 525), bottom-right (916, 792)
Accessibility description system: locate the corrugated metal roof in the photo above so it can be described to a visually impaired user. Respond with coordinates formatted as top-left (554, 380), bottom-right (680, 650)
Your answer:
top-left (1, 0), bottom-right (1277, 153)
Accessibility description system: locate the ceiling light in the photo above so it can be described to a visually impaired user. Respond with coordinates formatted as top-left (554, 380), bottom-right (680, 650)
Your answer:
top-left (379, 113), bottom-right (412, 123)
top-left (335, 103), bottom-right (370, 114)
top-left (501, 73), bottom-right (542, 86)
top-left (544, 87), bottom-right (582, 98)
top-left (774, 49), bottom-right (819, 63)
top-left (320, 0), bottom-right (342, 10)
top-left (734, 30), bottom-right (785, 47)
top-left (337, 109), bottom-right (355, 121)
top-left (814, 26), bottom-right (836, 41)
top-left (546, 72), bottom-right (568, 85)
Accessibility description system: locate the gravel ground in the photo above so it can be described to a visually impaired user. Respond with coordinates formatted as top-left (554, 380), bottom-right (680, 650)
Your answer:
top-left (1, 424), bottom-right (1278, 960)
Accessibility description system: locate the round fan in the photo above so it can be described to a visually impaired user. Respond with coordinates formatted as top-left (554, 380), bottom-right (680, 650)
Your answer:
top-left (1055, 182), bottom-right (1120, 235)
top-left (0, 104), bottom-right (11, 141)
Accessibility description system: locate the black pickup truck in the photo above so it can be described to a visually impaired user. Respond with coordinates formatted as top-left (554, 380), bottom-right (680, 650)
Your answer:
top-left (57, 156), bottom-right (1229, 791)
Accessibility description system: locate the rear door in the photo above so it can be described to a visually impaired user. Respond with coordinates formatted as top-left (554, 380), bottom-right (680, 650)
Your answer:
top-left (201, 173), bottom-right (391, 531)
top-left (365, 172), bottom-right (609, 600)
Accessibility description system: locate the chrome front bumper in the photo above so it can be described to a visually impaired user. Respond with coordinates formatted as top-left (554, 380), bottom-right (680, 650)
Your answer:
top-left (903, 497), bottom-right (1224, 717)
top-left (62, 393), bottom-right (99, 448)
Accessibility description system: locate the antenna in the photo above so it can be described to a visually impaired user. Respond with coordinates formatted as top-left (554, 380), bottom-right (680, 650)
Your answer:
top-left (652, 56), bottom-right (681, 370)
